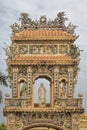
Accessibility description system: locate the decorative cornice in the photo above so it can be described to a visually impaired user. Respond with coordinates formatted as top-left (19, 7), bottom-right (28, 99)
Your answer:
top-left (4, 107), bottom-right (84, 114)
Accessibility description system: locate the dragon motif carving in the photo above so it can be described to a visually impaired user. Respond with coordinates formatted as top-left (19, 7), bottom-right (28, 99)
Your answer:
top-left (10, 12), bottom-right (77, 37)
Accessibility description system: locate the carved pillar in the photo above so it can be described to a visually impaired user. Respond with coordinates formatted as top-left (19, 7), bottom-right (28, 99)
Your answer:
top-left (66, 113), bottom-right (72, 130)
top-left (68, 67), bottom-right (74, 97)
top-left (72, 113), bottom-right (80, 130)
top-left (7, 113), bottom-right (15, 130)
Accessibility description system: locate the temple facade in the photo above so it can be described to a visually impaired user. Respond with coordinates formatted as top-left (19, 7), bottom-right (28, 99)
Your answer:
top-left (4, 12), bottom-right (84, 130)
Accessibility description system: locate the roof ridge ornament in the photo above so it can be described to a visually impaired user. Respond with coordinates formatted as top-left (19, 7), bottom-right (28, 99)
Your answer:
top-left (10, 12), bottom-right (77, 37)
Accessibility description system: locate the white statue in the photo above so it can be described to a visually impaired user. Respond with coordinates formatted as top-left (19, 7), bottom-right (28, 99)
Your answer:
top-left (20, 82), bottom-right (26, 98)
top-left (61, 80), bottom-right (66, 98)
top-left (38, 83), bottom-right (46, 106)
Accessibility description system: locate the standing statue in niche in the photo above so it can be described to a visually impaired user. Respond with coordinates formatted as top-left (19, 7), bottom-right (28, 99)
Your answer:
top-left (61, 80), bottom-right (66, 98)
top-left (20, 82), bottom-right (26, 98)
top-left (38, 83), bottom-right (46, 106)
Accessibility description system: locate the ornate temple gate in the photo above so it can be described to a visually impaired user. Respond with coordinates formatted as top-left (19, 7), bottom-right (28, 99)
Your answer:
top-left (4, 12), bottom-right (84, 130)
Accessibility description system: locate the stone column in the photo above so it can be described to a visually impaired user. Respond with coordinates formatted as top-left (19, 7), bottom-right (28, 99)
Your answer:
top-left (7, 113), bottom-right (15, 130)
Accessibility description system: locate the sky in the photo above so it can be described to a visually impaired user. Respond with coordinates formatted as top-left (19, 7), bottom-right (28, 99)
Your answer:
top-left (0, 0), bottom-right (87, 123)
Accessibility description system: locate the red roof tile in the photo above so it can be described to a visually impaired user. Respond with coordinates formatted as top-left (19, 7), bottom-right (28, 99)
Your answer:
top-left (13, 29), bottom-right (75, 41)
top-left (11, 55), bottom-right (75, 65)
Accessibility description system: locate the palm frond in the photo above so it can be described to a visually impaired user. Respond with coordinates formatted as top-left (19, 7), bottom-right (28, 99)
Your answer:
top-left (0, 71), bottom-right (8, 87)
top-left (0, 91), bottom-right (2, 103)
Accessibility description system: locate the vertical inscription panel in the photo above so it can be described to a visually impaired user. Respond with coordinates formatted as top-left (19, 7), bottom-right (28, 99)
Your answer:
top-left (68, 72), bottom-right (73, 96)
top-left (54, 67), bottom-right (59, 102)
top-left (27, 67), bottom-right (32, 98)
top-left (13, 73), bottom-right (18, 97)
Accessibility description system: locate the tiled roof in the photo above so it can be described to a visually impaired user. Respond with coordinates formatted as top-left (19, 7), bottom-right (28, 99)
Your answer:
top-left (13, 29), bottom-right (75, 41)
top-left (10, 55), bottom-right (75, 65)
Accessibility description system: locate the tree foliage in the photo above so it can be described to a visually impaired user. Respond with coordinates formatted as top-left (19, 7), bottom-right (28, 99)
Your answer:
top-left (0, 71), bottom-right (8, 87)
top-left (0, 123), bottom-right (6, 130)
top-left (0, 71), bottom-right (8, 103)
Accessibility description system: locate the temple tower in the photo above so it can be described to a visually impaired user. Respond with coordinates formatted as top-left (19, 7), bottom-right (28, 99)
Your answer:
top-left (4, 12), bottom-right (84, 130)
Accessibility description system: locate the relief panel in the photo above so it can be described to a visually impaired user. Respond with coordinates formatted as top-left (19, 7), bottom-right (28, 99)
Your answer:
top-left (19, 44), bottom-right (28, 54)
top-left (15, 112), bottom-right (66, 130)
top-left (29, 44), bottom-right (57, 54)
top-left (59, 44), bottom-right (68, 54)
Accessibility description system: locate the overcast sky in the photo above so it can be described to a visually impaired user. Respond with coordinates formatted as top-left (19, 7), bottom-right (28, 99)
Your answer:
top-left (0, 0), bottom-right (87, 123)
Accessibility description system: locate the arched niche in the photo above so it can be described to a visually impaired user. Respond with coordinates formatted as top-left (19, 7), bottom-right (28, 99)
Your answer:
top-left (59, 76), bottom-right (68, 98)
top-left (34, 78), bottom-right (50, 107)
top-left (18, 77), bottom-right (27, 98)
top-left (32, 74), bottom-right (53, 108)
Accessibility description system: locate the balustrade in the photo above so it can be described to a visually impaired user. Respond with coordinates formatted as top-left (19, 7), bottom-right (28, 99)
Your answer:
top-left (5, 97), bottom-right (83, 108)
